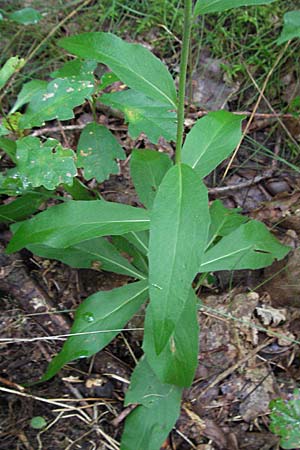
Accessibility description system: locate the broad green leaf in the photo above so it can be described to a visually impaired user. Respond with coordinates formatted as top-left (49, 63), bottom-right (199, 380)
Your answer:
top-left (0, 137), bottom-right (17, 163)
top-left (149, 164), bottom-right (209, 354)
top-left (16, 137), bottom-right (77, 190)
top-left (269, 389), bottom-right (300, 449)
top-left (199, 220), bottom-right (290, 272)
top-left (0, 123), bottom-right (9, 136)
top-left (58, 32), bottom-right (177, 107)
top-left (121, 358), bottom-right (182, 450)
top-left (208, 199), bottom-right (247, 244)
top-left (101, 90), bottom-right (177, 143)
top-left (7, 200), bottom-right (150, 253)
top-left (143, 289), bottom-right (198, 387)
top-left (194, 0), bottom-right (275, 15)
top-left (0, 56), bottom-right (25, 90)
top-left (130, 149), bottom-right (172, 209)
top-left (182, 111), bottom-right (244, 179)
top-left (0, 168), bottom-right (31, 196)
top-left (77, 123), bottom-right (125, 182)
top-left (0, 192), bottom-right (50, 223)
top-left (28, 238), bottom-right (146, 279)
top-left (9, 80), bottom-right (47, 114)
top-left (277, 11), bottom-right (300, 45)
top-left (20, 77), bottom-right (94, 128)
top-left (41, 280), bottom-right (148, 381)
top-left (50, 59), bottom-right (97, 79)
top-left (8, 7), bottom-right (42, 25)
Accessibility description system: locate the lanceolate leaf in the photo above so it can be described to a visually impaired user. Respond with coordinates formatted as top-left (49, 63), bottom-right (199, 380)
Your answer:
top-left (0, 57), bottom-right (25, 90)
top-left (41, 280), bottom-right (149, 381)
top-left (149, 164), bottom-right (209, 354)
top-left (58, 32), bottom-right (177, 107)
top-left (20, 77), bottom-right (94, 128)
top-left (7, 200), bottom-right (150, 253)
top-left (112, 235), bottom-right (148, 275)
top-left (77, 122), bottom-right (125, 182)
top-left (199, 220), bottom-right (290, 272)
top-left (182, 111), bottom-right (244, 179)
top-left (143, 289), bottom-right (199, 387)
top-left (27, 238), bottom-right (146, 279)
top-left (194, 0), bottom-right (276, 15)
top-left (121, 358), bottom-right (183, 450)
top-left (0, 192), bottom-right (51, 223)
top-left (130, 149), bottom-right (172, 209)
top-left (16, 137), bottom-right (77, 190)
top-left (101, 90), bottom-right (177, 143)
top-left (7, 7), bottom-right (42, 25)
top-left (123, 231), bottom-right (149, 256)
top-left (208, 199), bottom-right (247, 243)
top-left (276, 11), bottom-right (300, 45)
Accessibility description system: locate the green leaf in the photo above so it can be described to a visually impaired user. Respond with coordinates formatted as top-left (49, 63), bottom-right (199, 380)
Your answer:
top-left (121, 358), bottom-right (183, 450)
top-left (149, 164), bottom-right (209, 354)
top-left (123, 231), bottom-right (149, 256)
top-left (208, 199), bottom-right (247, 243)
top-left (101, 90), bottom-right (177, 143)
top-left (77, 123), bottom-right (125, 182)
top-left (112, 235), bottom-right (148, 275)
top-left (270, 390), bottom-right (300, 449)
top-left (7, 200), bottom-right (150, 253)
top-left (0, 192), bottom-right (50, 223)
top-left (130, 149), bottom-right (172, 209)
top-left (143, 289), bottom-right (199, 387)
top-left (63, 178), bottom-right (94, 200)
top-left (20, 77), bottom-right (94, 128)
top-left (58, 32), bottom-right (177, 107)
top-left (28, 238), bottom-right (146, 279)
top-left (8, 8), bottom-right (42, 25)
top-left (277, 11), bottom-right (300, 45)
top-left (199, 220), bottom-right (290, 272)
top-left (194, 0), bottom-right (276, 15)
top-left (0, 137), bottom-right (17, 163)
top-left (0, 56), bottom-right (25, 90)
top-left (16, 136), bottom-right (77, 190)
top-left (97, 71), bottom-right (120, 91)
top-left (41, 280), bottom-right (148, 381)
top-left (182, 111), bottom-right (244, 179)
top-left (9, 80), bottom-right (47, 114)
top-left (30, 416), bottom-right (47, 429)
top-left (50, 59), bottom-right (97, 79)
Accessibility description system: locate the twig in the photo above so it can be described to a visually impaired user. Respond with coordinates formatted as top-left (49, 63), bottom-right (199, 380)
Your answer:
top-left (208, 171), bottom-right (273, 195)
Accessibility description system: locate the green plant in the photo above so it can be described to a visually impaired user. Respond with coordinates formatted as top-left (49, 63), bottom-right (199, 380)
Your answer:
top-left (269, 389), bottom-right (300, 449)
top-left (1, 1), bottom-right (298, 448)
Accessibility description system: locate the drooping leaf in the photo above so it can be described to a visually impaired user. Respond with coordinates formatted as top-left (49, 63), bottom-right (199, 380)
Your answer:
top-left (0, 56), bottom-right (25, 90)
top-left (199, 220), bottom-right (290, 272)
top-left (20, 77), bottom-right (94, 128)
top-left (0, 192), bottom-right (51, 223)
top-left (41, 280), bottom-right (149, 381)
top-left (208, 199), bottom-right (247, 244)
top-left (7, 7), bottom-right (42, 25)
top-left (149, 164), bottom-right (209, 354)
top-left (101, 90), bottom-right (177, 143)
top-left (182, 111), bottom-right (244, 179)
top-left (7, 200), bottom-right (150, 253)
top-left (143, 289), bottom-right (199, 387)
top-left (269, 389), bottom-right (300, 449)
top-left (9, 80), bottom-right (48, 114)
top-left (194, 0), bottom-right (276, 15)
top-left (58, 32), bottom-right (177, 107)
top-left (16, 136), bottom-right (77, 190)
top-left (277, 11), bottom-right (300, 45)
top-left (28, 237), bottom-right (146, 279)
top-left (121, 358), bottom-right (183, 450)
top-left (130, 149), bottom-right (172, 209)
top-left (77, 122), bottom-right (125, 182)
top-left (50, 59), bottom-right (97, 79)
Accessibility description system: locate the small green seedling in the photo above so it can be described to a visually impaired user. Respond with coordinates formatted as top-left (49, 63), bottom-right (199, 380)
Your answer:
top-left (1, 1), bottom-right (297, 448)
top-left (270, 390), bottom-right (300, 449)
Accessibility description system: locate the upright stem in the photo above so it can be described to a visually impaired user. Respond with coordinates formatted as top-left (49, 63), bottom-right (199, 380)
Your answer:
top-left (175, 0), bottom-right (193, 165)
